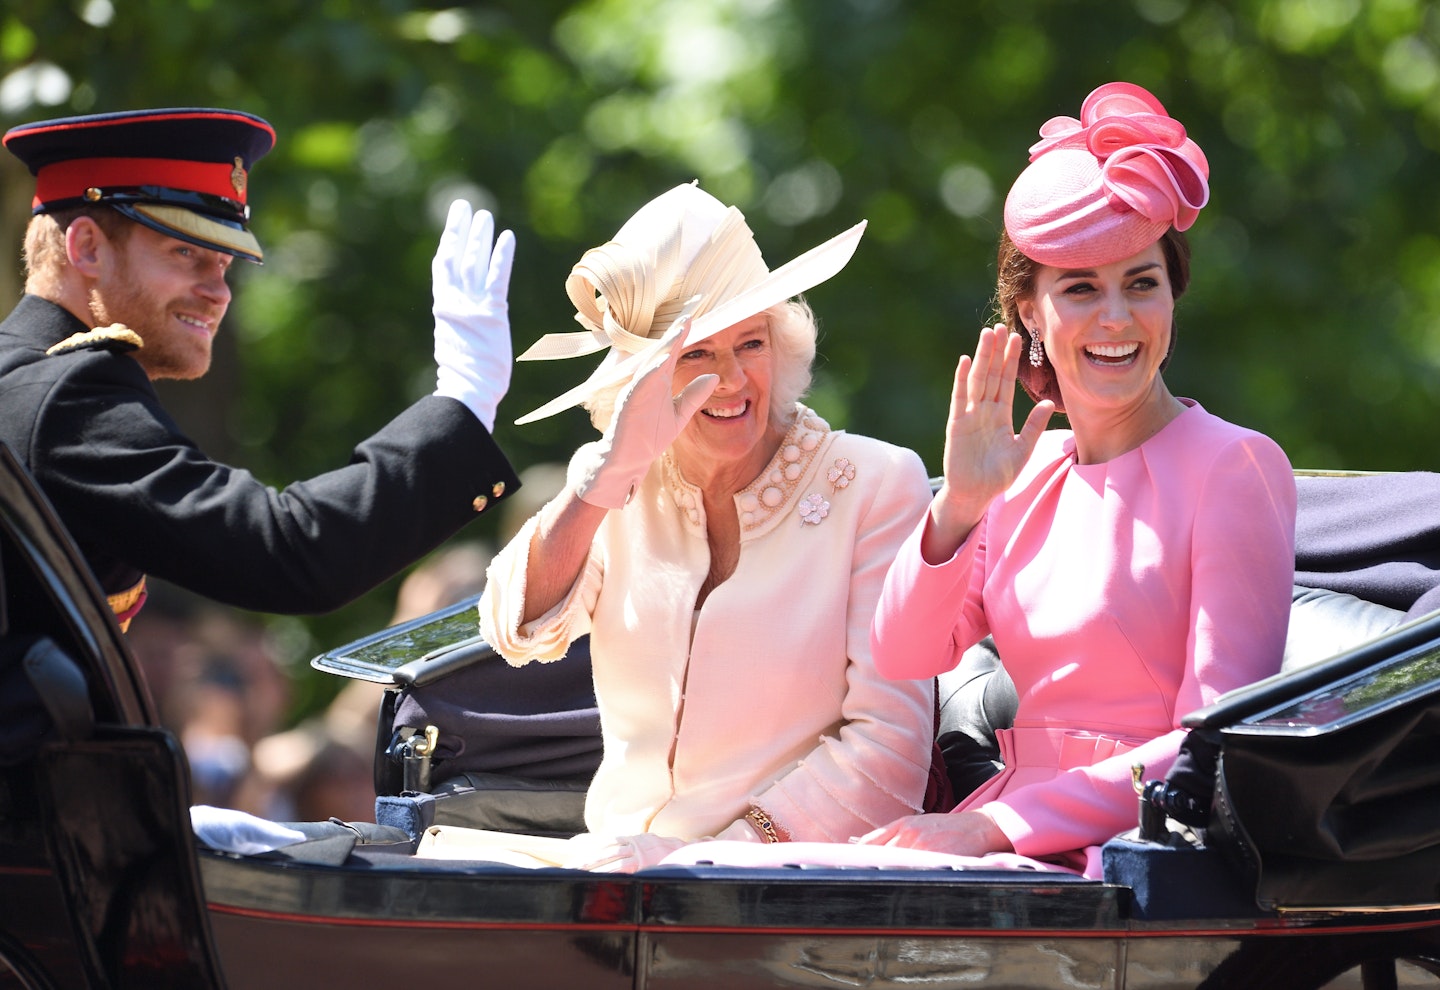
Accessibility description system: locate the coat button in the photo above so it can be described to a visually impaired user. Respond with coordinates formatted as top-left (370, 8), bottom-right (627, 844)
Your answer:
top-left (492, 481), bottom-right (506, 498)
top-left (471, 495), bottom-right (489, 512)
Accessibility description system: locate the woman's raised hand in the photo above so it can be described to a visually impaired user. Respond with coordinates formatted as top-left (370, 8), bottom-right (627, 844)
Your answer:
top-left (925, 325), bottom-right (1053, 559)
top-left (573, 306), bottom-right (719, 509)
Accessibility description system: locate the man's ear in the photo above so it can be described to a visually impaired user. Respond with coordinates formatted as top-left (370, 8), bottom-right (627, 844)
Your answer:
top-left (64, 216), bottom-right (109, 279)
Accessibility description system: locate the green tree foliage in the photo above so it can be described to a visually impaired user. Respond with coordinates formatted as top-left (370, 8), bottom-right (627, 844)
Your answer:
top-left (4, 0), bottom-right (1440, 713)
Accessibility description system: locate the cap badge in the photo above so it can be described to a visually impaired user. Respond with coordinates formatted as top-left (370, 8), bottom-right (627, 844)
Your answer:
top-left (231, 157), bottom-right (247, 197)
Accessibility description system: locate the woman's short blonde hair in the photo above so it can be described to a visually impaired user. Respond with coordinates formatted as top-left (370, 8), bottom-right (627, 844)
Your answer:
top-left (582, 298), bottom-right (818, 434)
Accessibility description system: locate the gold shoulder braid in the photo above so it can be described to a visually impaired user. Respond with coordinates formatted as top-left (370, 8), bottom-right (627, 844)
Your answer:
top-left (46, 323), bottom-right (144, 357)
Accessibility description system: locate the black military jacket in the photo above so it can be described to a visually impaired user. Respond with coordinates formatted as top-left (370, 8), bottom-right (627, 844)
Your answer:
top-left (0, 294), bottom-right (519, 613)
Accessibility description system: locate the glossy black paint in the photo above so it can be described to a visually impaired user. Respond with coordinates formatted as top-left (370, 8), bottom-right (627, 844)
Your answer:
top-left (1, 445), bottom-right (223, 989)
top-left (195, 850), bottom-right (1440, 989)
top-left (37, 731), bottom-right (222, 989)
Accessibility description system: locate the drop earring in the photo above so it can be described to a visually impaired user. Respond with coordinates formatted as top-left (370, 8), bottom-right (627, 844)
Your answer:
top-left (1029, 332), bottom-right (1044, 367)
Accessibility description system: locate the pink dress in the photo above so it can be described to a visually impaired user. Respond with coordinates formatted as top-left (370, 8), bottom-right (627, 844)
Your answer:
top-left (870, 401), bottom-right (1297, 876)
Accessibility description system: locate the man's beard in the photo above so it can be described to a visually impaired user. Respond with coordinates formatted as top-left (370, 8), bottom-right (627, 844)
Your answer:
top-left (89, 269), bottom-right (213, 381)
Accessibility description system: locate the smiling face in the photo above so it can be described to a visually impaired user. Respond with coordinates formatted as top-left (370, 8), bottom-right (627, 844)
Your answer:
top-left (668, 313), bottom-right (785, 494)
top-left (1017, 240), bottom-right (1177, 433)
top-left (89, 222), bottom-right (234, 381)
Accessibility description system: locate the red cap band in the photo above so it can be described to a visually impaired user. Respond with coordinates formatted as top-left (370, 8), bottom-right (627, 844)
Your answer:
top-left (33, 156), bottom-right (248, 209)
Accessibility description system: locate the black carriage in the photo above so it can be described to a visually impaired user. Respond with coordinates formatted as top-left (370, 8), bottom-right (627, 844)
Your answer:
top-left (2, 442), bottom-right (1438, 989)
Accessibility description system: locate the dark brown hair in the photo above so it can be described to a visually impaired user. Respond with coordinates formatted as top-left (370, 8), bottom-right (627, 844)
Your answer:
top-left (996, 227), bottom-right (1192, 409)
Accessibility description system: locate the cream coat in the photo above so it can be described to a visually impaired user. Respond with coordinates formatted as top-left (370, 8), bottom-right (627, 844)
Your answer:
top-left (481, 406), bottom-right (935, 841)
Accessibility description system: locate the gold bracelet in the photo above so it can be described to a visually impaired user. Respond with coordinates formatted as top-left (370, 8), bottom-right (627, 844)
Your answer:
top-left (745, 807), bottom-right (782, 843)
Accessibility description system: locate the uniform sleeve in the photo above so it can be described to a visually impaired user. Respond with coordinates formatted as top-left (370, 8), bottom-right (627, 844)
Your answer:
top-left (37, 356), bottom-right (519, 613)
top-left (982, 434), bottom-right (1298, 857)
top-left (751, 445), bottom-right (940, 840)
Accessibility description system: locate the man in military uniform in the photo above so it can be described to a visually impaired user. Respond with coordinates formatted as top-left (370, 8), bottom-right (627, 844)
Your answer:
top-left (0, 107), bottom-right (520, 629)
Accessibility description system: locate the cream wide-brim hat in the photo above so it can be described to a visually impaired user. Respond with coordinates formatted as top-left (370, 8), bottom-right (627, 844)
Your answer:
top-left (513, 181), bottom-right (866, 425)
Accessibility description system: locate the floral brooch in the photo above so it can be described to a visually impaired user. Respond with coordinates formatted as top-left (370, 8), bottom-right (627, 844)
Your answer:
top-left (799, 458), bottom-right (858, 526)
top-left (798, 493), bottom-right (830, 525)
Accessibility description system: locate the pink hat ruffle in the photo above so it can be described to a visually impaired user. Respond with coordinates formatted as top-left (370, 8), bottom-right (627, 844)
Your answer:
top-left (1004, 81), bottom-right (1209, 268)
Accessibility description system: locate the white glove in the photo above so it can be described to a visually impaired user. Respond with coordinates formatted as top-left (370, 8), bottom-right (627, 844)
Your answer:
top-left (563, 832), bottom-right (692, 873)
top-left (432, 200), bottom-right (516, 432)
top-left (573, 311), bottom-right (718, 509)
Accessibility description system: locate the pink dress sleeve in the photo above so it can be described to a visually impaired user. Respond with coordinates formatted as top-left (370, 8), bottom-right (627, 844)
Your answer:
top-left (869, 512), bottom-right (988, 681)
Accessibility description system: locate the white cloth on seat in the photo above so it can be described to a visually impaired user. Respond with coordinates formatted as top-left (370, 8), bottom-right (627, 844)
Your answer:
top-left (412, 827), bottom-right (1079, 874)
top-left (656, 839), bottom-right (1078, 873)
top-left (190, 804), bottom-right (308, 855)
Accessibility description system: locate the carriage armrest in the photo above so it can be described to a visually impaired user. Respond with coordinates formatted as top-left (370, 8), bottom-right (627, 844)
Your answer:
top-left (1101, 829), bottom-right (1265, 920)
top-left (392, 636), bottom-right (500, 687)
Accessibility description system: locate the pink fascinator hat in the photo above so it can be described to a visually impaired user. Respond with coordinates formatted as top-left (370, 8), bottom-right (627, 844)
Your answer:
top-left (1003, 82), bottom-right (1209, 268)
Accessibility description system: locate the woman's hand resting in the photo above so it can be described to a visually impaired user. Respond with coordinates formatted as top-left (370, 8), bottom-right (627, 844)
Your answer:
top-left (563, 832), bottom-right (691, 873)
top-left (854, 810), bottom-right (1014, 858)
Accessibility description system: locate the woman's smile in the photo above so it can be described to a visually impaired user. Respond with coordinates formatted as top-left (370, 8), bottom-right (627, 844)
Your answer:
top-left (700, 398), bottom-right (751, 420)
top-left (1083, 341), bottom-right (1139, 365)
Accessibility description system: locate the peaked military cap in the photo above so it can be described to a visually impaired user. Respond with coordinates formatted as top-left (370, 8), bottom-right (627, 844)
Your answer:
top-left (3, 107), bottom-right (275, 263)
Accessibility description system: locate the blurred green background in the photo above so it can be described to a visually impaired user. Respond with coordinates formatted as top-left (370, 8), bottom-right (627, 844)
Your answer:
top-left (4, 0), bottom-right (1440, 724)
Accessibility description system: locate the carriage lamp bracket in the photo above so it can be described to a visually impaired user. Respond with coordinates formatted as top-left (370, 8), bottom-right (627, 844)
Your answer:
top-left (390, 724), bottom-right (439, 794)
top-left (1132, 763), bottom-right (1169, 842)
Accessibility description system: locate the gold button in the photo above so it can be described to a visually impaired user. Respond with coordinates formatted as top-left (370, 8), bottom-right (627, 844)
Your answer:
top-left (492, 481), bottom-right (506, 498)
top-left (471, 495), bottom-right (488, 512)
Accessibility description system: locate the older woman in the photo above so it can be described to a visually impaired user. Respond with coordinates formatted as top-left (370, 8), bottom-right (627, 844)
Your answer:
top-left (860, 82), bottom-right (1297, 876)
top-left (480, 183), bottom-right (935, 871)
